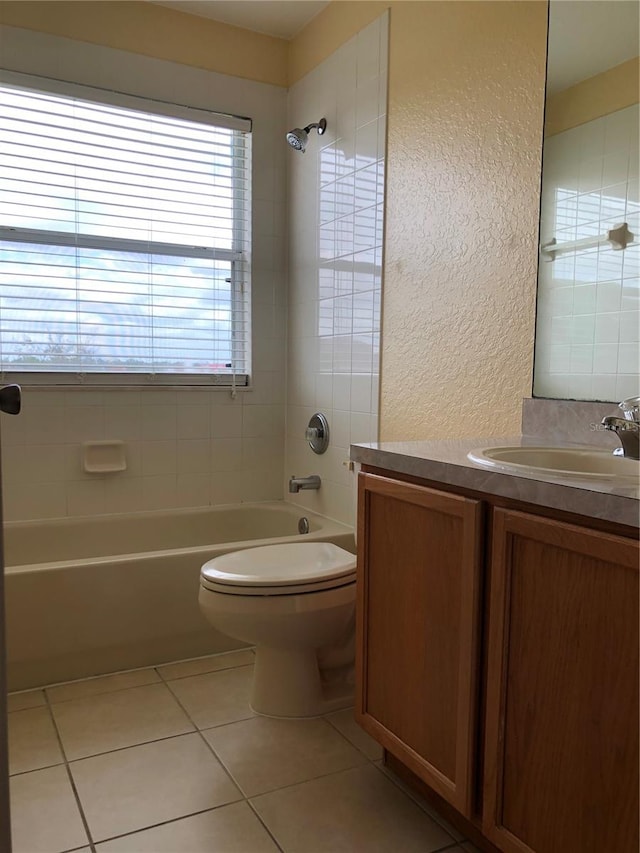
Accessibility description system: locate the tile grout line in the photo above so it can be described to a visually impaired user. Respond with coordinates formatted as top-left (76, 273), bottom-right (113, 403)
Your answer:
top-left (162, 676), bottom-right (256, 733)
top-left (372, 761), bottom-right (466, 847)
top-left (88, 802), bottom-right (255, 849)
top-left (192, 704), bottom-right (376, 801)
top-left (43, 690), bottom-right (97, 853)
top-left (9, 758), bottom-right (65, 779)
top-left (14, 653), bottom-right (466, 852)
top-left (156, 666), bottom-right (251, 798)
top-left (13, 713), bottom-right (461, 852)
top-left (10, 666), bottom-right (157, 698)
top-left (198, 718), bottom-right (375, 800)
top-left (147, 665), bottom-right (287, 853)
top-left (245, 761), bottom-right (386, 800)
top-left (161, 669), bottom-right (380, 852)
top-left (245, 798), bottom-right (286, 853)
top-left (145, 661), bottom-right (460, 846)
top-left (66, 727), bottom-right (201, 764)
top-left (48, 660), bottom-right (251, 850)
top-left (16, 669), bottom-right (264, 774)
top-left (156, 661), bottom-right (255, 686)
top-left (236, 747), bottom-right (462, 853)
top-left (323, 713), bottom-right (467, 847)
top-left (43, 670), bottom-right (198, 764)
top-left (322, 711), bottom-right (383, 765)
top-left (45, 668), bottom-right (256, 707)
top-left (45, 679), bottom-right (162, 706)
top-left (7, 648), bottom-right (255, 702)
top-left (195, 724), bottom-right (286, 853)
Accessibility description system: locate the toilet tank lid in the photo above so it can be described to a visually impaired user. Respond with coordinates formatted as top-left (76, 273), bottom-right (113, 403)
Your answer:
top-left (201, 542), bottom-right (356, 587)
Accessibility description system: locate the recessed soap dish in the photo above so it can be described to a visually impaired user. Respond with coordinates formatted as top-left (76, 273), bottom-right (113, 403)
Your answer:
top-left (82, 440), bottom-right (127, 474)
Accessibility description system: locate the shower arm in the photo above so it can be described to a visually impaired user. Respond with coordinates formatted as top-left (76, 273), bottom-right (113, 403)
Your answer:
top-left (305, 119), bottom-right (327, 135)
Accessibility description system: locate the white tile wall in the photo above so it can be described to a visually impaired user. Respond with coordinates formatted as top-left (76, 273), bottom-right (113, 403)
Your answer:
top-left (285, 14), bottom-right (388, 526)
top-left (534, 104), bottom-right (640, 402)
top-left (0, 19), bottom-right (389, 526)
top-left (0, 28), bottom-right (287, 521)
top-left (1, 388), bottom-right (286, 520)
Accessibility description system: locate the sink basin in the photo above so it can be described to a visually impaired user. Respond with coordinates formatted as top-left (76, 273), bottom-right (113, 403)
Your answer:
top-left (467, 446), bottom-right (640, 481)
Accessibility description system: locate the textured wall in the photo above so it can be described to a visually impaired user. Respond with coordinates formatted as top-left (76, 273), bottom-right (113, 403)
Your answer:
top-left (379, 1), bottom-right (547, 440)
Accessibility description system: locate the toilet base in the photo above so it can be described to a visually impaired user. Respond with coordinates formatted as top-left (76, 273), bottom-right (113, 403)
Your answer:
top-left (251, 645), bottom-right (353, 717)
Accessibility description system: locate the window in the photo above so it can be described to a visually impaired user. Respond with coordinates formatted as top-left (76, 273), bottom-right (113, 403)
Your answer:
top-left (0, 72), bottom-right (252, 386)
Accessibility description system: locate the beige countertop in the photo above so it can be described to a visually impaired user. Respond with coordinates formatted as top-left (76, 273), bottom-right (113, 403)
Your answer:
top-left (350, 435), bottom-right (640, 529)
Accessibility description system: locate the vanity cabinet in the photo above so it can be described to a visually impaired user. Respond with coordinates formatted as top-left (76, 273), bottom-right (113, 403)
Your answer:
top-left (355, 470), bottom-right (639, 853)
top-left (355, 473), bottom-right (484, 816)
top-left (483, 508), bottom-right (639, 853)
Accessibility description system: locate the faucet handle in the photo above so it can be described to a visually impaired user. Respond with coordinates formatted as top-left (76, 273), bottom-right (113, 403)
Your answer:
top-left (619, 396), bottom-right (640, 423)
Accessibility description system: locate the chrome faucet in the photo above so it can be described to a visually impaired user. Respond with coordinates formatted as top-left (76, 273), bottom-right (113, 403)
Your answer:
top-left (602, 396), bottom-right (640, 460)
top-left (288, 474), bottom-right (321, 493)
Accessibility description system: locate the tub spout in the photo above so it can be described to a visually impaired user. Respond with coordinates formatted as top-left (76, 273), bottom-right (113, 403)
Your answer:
top-left (289, 475), bottom-right (321, 493)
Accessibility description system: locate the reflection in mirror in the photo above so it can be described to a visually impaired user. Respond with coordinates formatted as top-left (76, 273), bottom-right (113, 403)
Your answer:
top-left (533, 0), bottom-right (639, 402)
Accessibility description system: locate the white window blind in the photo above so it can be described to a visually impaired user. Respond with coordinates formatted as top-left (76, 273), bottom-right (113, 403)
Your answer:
top-left (0, 73), bottom-right (252, 386)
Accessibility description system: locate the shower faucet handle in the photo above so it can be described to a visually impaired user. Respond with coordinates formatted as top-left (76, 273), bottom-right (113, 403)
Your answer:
top-left (305, 413), bottom-right (329, 454)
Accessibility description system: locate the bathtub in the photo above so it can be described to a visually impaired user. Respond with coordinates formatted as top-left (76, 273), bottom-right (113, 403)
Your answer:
top-left (3, 502), bottom-right (355, 691)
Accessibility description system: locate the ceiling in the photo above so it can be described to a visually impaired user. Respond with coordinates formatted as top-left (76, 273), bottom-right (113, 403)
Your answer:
top-left (547, 0), bottom-right (639, 95)
top-left (151, 0), bottom-right (329, 40)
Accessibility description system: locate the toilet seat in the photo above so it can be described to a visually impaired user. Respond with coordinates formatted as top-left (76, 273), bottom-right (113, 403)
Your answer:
top-left (200, 542), bottom-right (356, 596)
top-left (201, 574), bottom-right (356, 596)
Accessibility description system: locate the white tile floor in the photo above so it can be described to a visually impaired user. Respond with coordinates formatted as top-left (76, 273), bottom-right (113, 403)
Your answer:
top-left (7, 651), bottom-right (480, 853)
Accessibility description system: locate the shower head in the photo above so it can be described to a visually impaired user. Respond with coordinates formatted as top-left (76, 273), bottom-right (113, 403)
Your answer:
top-left (286, 128), bottom-right (308, 151)
top-left (286, 118), bottom-right (327, 152)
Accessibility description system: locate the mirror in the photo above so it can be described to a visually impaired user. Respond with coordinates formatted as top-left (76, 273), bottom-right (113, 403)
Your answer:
top-left (533, 0), bottom-right (639, 402)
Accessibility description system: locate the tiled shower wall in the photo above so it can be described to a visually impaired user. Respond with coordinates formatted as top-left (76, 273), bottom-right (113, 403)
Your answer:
top-left (0, 27), bottom-right (287, 521)
top-left (534, 103), bottom-right (639, 402)
top-left (285, 14), bottom-right (388, 525)
top-left (1, 388), bottom-right (286, 520)
top-left (0, 17), bottom-right (388, 525)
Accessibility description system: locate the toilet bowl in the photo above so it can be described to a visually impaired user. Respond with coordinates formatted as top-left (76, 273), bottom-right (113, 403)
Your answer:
top-left (198, 541), bottom-right (356, 717)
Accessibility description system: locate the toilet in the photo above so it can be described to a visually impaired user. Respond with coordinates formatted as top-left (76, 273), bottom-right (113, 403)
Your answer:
top-left (198, 541), bottom-right (357, 717)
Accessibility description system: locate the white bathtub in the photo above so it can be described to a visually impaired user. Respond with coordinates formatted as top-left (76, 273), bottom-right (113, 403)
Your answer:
top-left (3, 502), bottom-right (355, 690)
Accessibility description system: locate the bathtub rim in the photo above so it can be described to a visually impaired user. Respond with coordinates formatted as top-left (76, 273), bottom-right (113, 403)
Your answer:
top-left (3, 499), bottom-right (331, 534)
top-left (3, 501), bottom-right (354, 574)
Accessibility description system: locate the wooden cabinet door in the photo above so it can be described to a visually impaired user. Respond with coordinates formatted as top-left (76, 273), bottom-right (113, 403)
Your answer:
top-left (484, 508), bottom-right (639, 853)
top-left (355, 472), bottom-right (483, 816)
